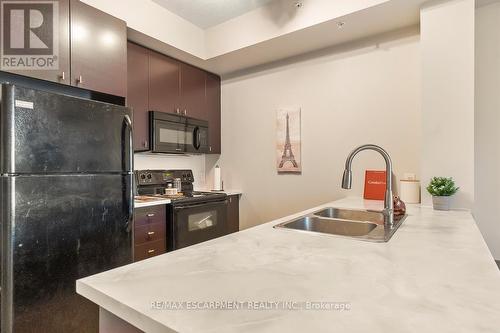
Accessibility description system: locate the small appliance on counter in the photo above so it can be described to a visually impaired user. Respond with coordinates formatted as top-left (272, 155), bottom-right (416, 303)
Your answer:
top-left (135, 170), bottom-right (229, 250)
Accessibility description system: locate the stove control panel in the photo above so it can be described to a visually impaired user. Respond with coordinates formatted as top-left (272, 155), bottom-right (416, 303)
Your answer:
top-left (136, 170), bottom-right (194, 186)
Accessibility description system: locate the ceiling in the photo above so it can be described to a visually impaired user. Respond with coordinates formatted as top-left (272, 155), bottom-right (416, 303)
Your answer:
top-left (152, 0), bottom-right (277, 29)
top-left (130, 0), bottom-right (424, 76)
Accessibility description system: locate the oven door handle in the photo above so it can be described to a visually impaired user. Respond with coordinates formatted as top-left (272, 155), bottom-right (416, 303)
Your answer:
top-left (173, 199), bottom-right (228, 211)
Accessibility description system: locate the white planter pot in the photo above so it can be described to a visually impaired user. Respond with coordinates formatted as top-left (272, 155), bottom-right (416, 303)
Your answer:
top-left (432, 196), bottom-right (452, 211)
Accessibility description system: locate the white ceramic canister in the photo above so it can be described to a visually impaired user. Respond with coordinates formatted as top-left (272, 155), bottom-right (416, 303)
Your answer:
top-left (399, 173), bottom-right (420, 204)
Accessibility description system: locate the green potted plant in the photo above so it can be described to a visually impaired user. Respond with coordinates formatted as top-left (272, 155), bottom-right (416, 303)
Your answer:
top-left (426, 177), bottom-right (459, 211)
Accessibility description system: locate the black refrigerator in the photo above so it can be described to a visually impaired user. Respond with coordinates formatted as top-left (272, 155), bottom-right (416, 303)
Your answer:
top-left (0, 84), bottom-right (134, 332)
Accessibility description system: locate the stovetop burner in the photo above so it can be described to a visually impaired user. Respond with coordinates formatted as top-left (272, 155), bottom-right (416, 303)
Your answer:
top-left (147, 191), bottom-right (222, 199)
top-left (144, 191), bottom-right (227, 206)
top-left (135, 170), bottom-right (227, 206)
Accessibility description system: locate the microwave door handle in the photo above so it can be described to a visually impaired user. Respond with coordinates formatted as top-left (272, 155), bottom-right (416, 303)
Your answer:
top-left (197, 128), bottom-right (201, 149)
top-left (124, 114), bottom-right (134, 231)
top-left (193, 127), bottom-right (201, 150)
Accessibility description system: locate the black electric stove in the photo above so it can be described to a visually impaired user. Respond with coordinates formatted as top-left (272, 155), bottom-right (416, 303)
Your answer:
top-left (135, 169), bottom-right (227, 205)
top-left (135, 170), bottom-right (229, 250)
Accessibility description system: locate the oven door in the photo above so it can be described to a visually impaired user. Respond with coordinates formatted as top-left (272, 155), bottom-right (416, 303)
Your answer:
top-left (172, 199), bottom-right (228, 250)
top-left (151, 117), bottom-right (187, 153)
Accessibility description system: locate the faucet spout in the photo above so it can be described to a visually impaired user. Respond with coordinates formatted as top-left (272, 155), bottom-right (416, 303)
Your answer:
top-left (341, 144), bottom-right (394, 226)
top-left (341, 169), bottom-right (352, 189)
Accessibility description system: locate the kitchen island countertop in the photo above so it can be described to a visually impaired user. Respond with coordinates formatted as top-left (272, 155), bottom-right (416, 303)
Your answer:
top-left (77, 197), bottom-right (500, 333)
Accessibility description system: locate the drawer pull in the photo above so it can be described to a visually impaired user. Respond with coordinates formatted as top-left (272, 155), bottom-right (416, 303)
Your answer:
top-left (147, 231), bottom-right (155, 236)
top-left (146, 213), bottom-right (155, 217)
top-left (147, 249), bottom-right (155, 254)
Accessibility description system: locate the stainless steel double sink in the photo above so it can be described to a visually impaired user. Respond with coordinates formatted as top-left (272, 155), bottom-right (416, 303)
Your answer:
top-left (273, 207), bottom-right (406, 242)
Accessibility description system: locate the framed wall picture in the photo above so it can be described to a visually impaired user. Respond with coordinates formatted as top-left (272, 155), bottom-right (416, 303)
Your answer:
top-left (276, 108), bottom-right (301, 173)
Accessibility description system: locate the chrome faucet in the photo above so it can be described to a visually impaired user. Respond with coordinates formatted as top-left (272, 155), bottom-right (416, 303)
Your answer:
top-left (341, 144), bottom-right (394, 227)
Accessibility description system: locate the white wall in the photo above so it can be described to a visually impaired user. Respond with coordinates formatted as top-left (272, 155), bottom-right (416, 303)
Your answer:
top-left (216, 29), bottom-right (421, 229)
top-left (475, 2), bottom-right (500, 260)
top-left (134, 154), bottom-right (207, 189)
top-left (420, 0), bottom-right (475, 208)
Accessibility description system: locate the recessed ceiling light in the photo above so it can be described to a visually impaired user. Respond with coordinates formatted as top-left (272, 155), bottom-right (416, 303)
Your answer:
top-left (294, 1), bottom-right (303, 9)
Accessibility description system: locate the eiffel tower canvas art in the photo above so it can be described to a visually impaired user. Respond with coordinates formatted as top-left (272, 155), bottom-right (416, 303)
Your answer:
top-left (276, 108), bottom-right (301, 173)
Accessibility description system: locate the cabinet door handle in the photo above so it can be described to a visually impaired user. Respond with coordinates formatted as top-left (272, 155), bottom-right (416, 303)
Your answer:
top-left (143, 140), bottom-right (148, 148)
top-left (183, 109), bottom-right (187, 116)
top-left (76, 75), bottom-right (84, 84)
top-left (176, 108), bottom-right (180, 114)
top-left (147, 249), bottom-right (155, 254)
top-left (59, 71), bottom-right (65, 81)
top-left (146, 213), bottom-right (155, 217)
top-left (147, 231), bottom-right (155, 236)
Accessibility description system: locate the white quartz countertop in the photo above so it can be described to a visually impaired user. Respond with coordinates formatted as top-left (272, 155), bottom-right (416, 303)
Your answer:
top-left (134, 198), bottom-right (171, 208)
top-left (196, 189), bottom-right (243, 196)
top-left (77, 197), bottom-right (500, 333)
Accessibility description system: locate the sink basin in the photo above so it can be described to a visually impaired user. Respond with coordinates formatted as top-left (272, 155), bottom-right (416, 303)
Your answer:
top-left (277, 216), bottom-right (377, 237)
top-left (274, 207), bottom-right (407, 242)
top-left (313, 208), bottom-right (384, 224)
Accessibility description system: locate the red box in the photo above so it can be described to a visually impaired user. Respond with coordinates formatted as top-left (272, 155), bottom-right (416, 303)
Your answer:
top-left (364, 170), bottom-right (386, 200)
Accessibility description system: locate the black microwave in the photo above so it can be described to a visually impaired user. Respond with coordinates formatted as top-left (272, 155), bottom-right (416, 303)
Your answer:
top-left (149, 111), bottom-right (209, 154)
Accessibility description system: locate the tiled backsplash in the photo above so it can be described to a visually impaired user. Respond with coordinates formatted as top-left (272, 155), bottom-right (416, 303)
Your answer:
top-left (134, 153), bottom-right (207, 189)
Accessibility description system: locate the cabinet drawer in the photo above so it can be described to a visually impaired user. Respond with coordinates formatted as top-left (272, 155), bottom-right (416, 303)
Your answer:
top-left (134, 222), bottom-right (166, 245)
top-left (134, 205), bottom-right (166, 226)
top-left (134, 239), bottom-right (166, 262)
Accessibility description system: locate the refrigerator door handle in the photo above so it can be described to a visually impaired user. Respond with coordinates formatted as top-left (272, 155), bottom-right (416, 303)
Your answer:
top-left (126, 173), bottom-right (134, 232)
top-left (124, 114), bottom-right (134, 231)
top-left (124, 115), bottom-right (133, 171)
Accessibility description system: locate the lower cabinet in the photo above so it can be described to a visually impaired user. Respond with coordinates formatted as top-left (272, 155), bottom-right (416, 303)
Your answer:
top-left (227, 195), bottom-right (240, 233)
top-left (134, 240), bottom-right (165, 262)
top-left (134, 205), bottom-right (167, 261)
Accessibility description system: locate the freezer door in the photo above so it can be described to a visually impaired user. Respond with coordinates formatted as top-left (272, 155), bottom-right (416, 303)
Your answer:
top-left (0, 84), bottom-right (132, 174)
top-left (0, 174), bottom-right (133, 333)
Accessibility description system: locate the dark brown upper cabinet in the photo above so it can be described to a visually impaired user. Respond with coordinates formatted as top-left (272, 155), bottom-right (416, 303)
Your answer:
top-left (127, 42), bottom-right (149, 151)
top-left (70, 0), bottom-right (127, 97)
top-left (1, 0), bottom-right (70, 85)
top-left (126, 43), bottom-right (221, 153)
top-left (206, 73), bottom-right (221, 154)
top-left (180, 63), bottom-right (207, 120)
top-left (148, 50), bottom-right (180, 115)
